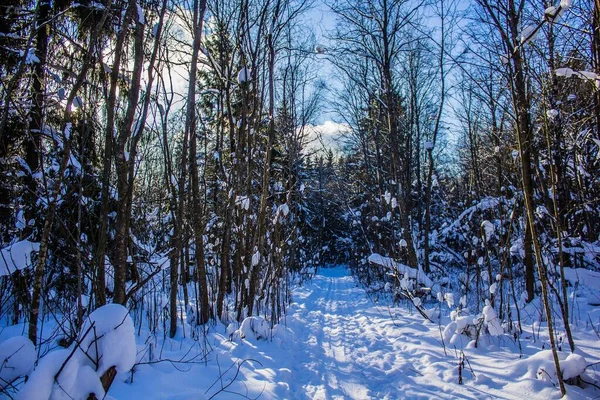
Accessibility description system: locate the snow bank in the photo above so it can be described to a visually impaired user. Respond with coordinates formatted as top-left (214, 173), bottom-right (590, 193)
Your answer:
top-left (510, 350), bottom-right (589, 389)
top-left (0, 240), bottom-right (39, 276)
top-left (564, 267), bottom-right (600, 305)
top-left (18, 304), bottom-right (136, 400)
top-left (443, 310), bottom-right (480, 345)
top-left (367, 253), bottom-right (433, 287)
top-left (0, 336), bottom-right (35, 389)
top-left (79, 303), bottom-right (136, 376)
top-left (18, 348), bottom-right (73, 400)
top-left (563, 268), bottom-right (600, 291)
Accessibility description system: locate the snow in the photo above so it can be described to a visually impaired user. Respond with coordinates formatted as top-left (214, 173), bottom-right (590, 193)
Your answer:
top-left (510, 238), bottom-right (525, 258)
top-left (563, 267), bottom-right (600, 305)
top-left (0, 336), bottom-right (35, 389)
top-left (561, 354), bottom-right (586, 380)
top-left (63, 122), bottom-right (73, 141)
top-left (577, 70), bottom-right (598, 80)
top-left (236, 316), bottom-right (270, 341)
top-left (545, 4), bottom-right (566, 23)
top-left (441, 197), bottom-right (504, 237)
top-left (384, 190), bottom-right (391, 204)
top-left (556, 67), bottom-right (574, 78)
top-left (7, 268), bottom-right (600, 399)
top-left (481, 220), bottom-right (494, 241)
top-left (88, 1), bottom-right (105, 9)
top-left (25, 48), bottom-right (40, 64)
top-left (444, 292), bottom-right (455, 308)
top-left (0, 240), bottom-right (39, 276)
top-left (556, 67), bottom-right (599, 82)
top-left (560, 0), bottom-right (572, 10)
top-left (18, 304), bottom-right (135, 400)
top-left (252, 250), bottom-right (260, 266)
top-left (275, 203), bottom-right (290, 221)
top-left (136, 3), bottom-right (145, 25)
top-left (546, 109), bottom-right (559, 120)
top-left (237, 67), bottom-right (252, 84)
top-left (564, 267), bottom-right (600, 291)
top-left (482, 300), bottom-right (502, 336)
top-left (521, 25), bottom-right (539, 44)
top-left (368, 253), bottom-right (433, 287)
top-left (314, 45), bottom-right (326, 54)
top-left (79, 304), bottom-right (136, 375)
top-left (17, 348), bottom-right (72, 400)
top-left (235, 195), bottom-right (250, 210)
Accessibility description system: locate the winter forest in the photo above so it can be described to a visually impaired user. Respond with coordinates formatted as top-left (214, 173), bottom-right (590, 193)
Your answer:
top-left (0, 0), bottom-right (599, 398)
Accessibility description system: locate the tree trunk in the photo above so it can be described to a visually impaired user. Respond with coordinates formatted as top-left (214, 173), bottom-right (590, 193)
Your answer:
top-left (187, 0), bottom-right (209, 325)
top-left (507, 2), bottom-right (566, 395)
top-left (93, 1), bottom-right (132, 307)
top-left (113, 1), bottom-right (145, 305)
top-left (423, 0), bottom-right (447, 274)
top-left (593, 0), bottom-right (600, 135)
top-left (28, 4), bottom-right (111, 344)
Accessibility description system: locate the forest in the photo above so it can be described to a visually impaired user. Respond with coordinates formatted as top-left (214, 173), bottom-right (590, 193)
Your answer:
top-left (0, 0), bottom-right (599, 398)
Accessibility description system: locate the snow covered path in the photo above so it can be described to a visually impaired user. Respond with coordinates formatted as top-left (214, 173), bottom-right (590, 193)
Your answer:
top-left (280, 267), bottom-right (597, 400)
top-left (110, 266), bottom-right (599, 399)
top-left (286, 267), bottom-right (436, 399)
top-left (283, 267), bottom-right (479, 399)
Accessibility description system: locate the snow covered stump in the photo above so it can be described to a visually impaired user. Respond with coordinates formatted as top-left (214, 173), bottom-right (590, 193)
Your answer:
top-left (18, 304), bottom-right (136, 400)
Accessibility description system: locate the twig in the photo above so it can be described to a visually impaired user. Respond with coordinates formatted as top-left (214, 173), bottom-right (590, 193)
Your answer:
top-left (579, 376), bottom-right (600, 391)
top-left (589, 316), bottom-right (600, 340)
top-left (54, 321), bottom-right (95, 381)
top-left (206, 358), bottom-right (263, 400)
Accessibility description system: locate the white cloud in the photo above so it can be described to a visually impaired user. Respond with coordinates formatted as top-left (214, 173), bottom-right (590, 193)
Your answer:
top-left (303, 121), bottom-right (351, 154)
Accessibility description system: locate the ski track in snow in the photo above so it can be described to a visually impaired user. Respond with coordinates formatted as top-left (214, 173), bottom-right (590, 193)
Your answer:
top-left (290, 272), bottom-right (407, 399)
top-left (286, 269), bottom-right (467, 399)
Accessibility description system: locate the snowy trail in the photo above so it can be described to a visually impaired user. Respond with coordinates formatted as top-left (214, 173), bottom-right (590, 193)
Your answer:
top-left (110, 266), bottom-right (599, 399)
top-left (281, 267), bottom-right (594, 400)
top-left (286, 267), bottom-right (454, 399)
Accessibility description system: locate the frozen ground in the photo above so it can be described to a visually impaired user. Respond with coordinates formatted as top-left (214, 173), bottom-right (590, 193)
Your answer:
top-left (109, 266), bottom-right (600, 399)
top-left (6, 266), bottom-right (598, 399)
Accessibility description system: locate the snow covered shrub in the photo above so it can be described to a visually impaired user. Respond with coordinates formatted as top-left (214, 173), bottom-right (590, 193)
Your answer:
top-left (561, 353), bottom-right (587, 386)
top-left (481, 299), bottom-right (503, 336)
top-left (0, 336), bottom-right (35, 390)
top-left (443, 308), bottom-right (479, 345)
top-left (18, 304), bottom-right (136, 400)
top-left (533, 351), bottom-right (588, 388)
top-left (236, 316), bottom-right (270, 341)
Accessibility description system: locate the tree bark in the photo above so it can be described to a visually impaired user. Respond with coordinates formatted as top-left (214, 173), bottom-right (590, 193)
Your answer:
top-left (113, 0), bottom-right (146, 305)
top-left (187, 0), bottom-right (210, 325)
top-left (93, 0), bottom-right (133, 307)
